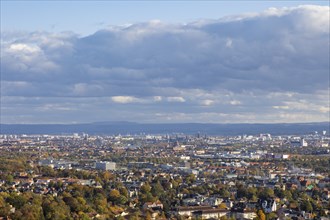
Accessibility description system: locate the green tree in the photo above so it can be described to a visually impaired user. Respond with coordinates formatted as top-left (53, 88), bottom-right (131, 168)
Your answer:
top-left (220, 188), bottom-right (230, 198)
top-left (19, 203), bottom-right (44, 220)
top-left (94, 193), bottom-right (108, 214)
top-left (258, 188), bottom-right (274, 200)
top-left (267, 212), bottom-right (278, 220)
top-left (237, 184), bottom-right (247, 198)
top-left (185, 174), bottom-right (196, 184)
top-left (140, 182), bottom-right (151, 194)
top-left (109, 189), bottom-right (121, 201)
top-left (42, 197), bottom-right (72, 220)
top-left (0, 194), bottom-right (11, 217)
top-left (109, 189), bottom-right (127, 205)
top-left (151, 181), bottom-right (164, 197)
top-left (247, 187), bottom-right (257, 200)
top-left (63, 196), bottom-right (82, 212)
top-left (300, 200), bottom-right (313, 212)
top-left (41, 166), bottom-right (56, 177)
top-left (5, 174), bottom-right (14, 184)
top-left (119, 187), bottom-right (128, 198)
top-left (6, 194), bottom-right (28, 209)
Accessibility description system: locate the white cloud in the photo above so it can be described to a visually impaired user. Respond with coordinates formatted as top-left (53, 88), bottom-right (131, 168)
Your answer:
top-left (111, 96), bottom-right (140, 104)
top-left (273, 105), bottom-right (290, 109)
top-left (1, 5), bottom-right (329, 123)
top-left (319, 106), bottom-right (329, 113)
top-left (167, 97), bottom-right (186, 102)
top-left (201, 99), bottom-right (214, 106)
top-left (9, 43), bottom-right (40, 53)
top-left (225, 38), bottom-right (233, 48)
top-left (153, 96), bottom-right (162, 102)
top-left (229, 100), bottom-right (241, 105)
top-left (72, 83), bottom-right (104, 96)
top-left (37, 104), bottom-right (74, 111)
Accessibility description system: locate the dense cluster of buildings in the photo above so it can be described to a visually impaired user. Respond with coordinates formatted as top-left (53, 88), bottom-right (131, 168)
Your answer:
top-left (0, 131), bottom-right (329, 219)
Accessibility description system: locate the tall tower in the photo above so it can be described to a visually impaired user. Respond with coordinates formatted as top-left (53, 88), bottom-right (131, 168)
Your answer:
top-left (300, 138), bottom-right (308, 147)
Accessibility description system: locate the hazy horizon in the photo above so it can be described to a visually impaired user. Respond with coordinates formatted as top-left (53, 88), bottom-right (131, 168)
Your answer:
top-left (1, 121), bottom-right (329, 125)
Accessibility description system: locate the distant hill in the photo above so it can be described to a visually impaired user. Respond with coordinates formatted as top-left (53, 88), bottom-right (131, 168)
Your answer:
top-left (0, 122), bottom-right (329, 136)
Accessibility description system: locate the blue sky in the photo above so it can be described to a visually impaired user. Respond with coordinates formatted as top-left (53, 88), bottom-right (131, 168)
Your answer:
top-left (2, 1), bottom-right (329, 35)
top-left (1, 1), bottom-right (329, 124)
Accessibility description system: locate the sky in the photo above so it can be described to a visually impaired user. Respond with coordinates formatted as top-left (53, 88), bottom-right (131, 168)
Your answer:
top-left (1, 1), bottom-right (329, 124)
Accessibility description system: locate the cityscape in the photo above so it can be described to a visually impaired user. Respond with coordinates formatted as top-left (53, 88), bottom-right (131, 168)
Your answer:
top-left (1, 1), bottom-right (330, 220)
top-left (0, 129), bottom-right (329, 219)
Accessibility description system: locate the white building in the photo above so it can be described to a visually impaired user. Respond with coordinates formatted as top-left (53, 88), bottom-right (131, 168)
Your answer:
top-left (95, 161), bottom-right (116, 171)
top-left (301, 138), bottom-right (308, 147)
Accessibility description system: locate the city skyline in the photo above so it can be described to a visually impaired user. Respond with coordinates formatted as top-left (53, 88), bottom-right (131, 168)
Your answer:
top-left (1, 1), bottom-right (329, 124)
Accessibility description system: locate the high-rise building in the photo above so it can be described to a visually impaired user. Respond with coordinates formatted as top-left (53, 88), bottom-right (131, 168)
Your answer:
top-left (300, 138), bottom-right (308, 147)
